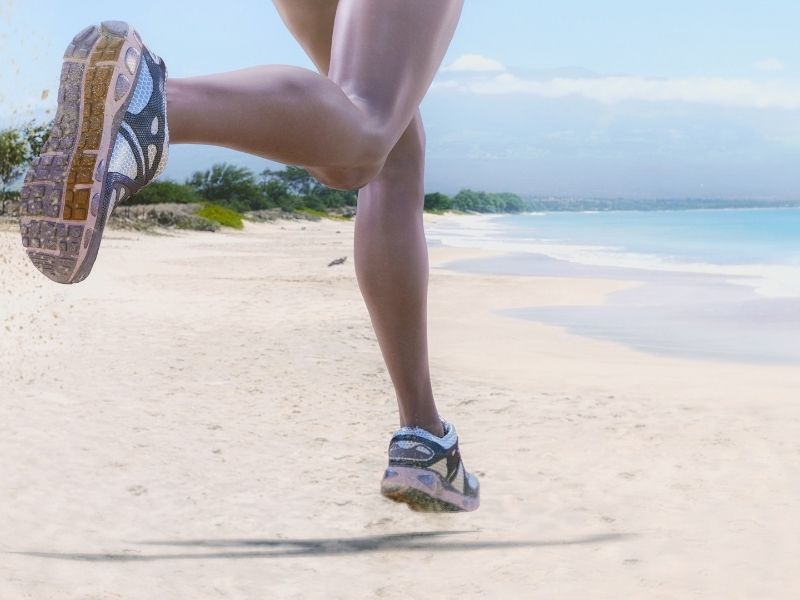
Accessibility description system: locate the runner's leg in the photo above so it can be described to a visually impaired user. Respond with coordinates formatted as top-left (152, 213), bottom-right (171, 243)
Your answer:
top-left (167, 0), bottom-right (463, 191)
top-left (273, 0), bottom-right (446, 434)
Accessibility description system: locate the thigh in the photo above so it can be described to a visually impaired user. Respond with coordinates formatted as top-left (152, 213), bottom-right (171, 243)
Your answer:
top-left (329, 0), bottom-right (462, 150)
top-left (272, 0), bottom-right (338, 76)
top-left (272, 0), bottom-right (431, 185)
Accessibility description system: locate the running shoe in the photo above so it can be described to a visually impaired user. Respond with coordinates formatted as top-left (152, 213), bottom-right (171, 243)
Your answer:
top-left (19, 21), bottom-right (168, 284)
top-left (380, 419), bottom-right (480, 512)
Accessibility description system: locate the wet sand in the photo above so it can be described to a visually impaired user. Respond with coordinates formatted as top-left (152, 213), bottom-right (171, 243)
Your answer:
top-left (443, 251), bottom-right (800, 365)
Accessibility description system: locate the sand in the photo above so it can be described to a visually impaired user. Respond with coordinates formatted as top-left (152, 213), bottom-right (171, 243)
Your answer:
top-left (0, 214), bottom-right (798, 599)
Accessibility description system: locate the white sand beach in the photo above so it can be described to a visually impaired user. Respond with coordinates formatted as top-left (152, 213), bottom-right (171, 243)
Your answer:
top-left (1, 214), bottom-right (798, 599)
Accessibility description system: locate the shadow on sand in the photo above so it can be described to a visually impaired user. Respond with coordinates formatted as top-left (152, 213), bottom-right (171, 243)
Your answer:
top-left (11, 530), bottom-right (633, 562)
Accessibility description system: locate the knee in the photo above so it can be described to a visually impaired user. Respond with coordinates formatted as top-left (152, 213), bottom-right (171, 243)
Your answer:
top-left (302, 120), bottom-right (389, 190)
top-left (310, 161), bottom-right (386, 191)
top-left (311, 112), bottom-right (426, 191)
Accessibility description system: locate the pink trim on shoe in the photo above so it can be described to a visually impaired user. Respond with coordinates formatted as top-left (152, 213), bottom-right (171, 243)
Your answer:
top-left (381, 465), bottom-right (480, 512)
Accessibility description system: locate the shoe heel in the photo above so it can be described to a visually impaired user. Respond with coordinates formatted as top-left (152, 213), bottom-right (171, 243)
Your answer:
top-left (100, 20), bottom-right (130, 39)
top-left (63, 25), bottom-right (100, 60)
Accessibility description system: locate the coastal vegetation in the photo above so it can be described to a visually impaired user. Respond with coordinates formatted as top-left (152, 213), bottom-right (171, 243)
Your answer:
top-left (114, 166), bottom-right (800, 219)
top-left (2, 120), bottom-right (800, 230)
top-left (196, 203), bottom-right (244, 230)
top-left (130, 164), bottom-right (531, 217)
top-left (0, 121), bottom-right (535, 222)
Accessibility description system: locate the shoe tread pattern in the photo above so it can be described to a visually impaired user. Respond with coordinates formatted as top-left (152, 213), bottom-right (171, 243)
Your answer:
top-left (21, 22), bottom-right (132, 284)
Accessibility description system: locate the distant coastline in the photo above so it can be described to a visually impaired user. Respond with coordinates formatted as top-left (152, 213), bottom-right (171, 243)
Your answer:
top-left (516, 197), bottom-right (800, 212)
top-left (3, 117), bottom-right (799, 219)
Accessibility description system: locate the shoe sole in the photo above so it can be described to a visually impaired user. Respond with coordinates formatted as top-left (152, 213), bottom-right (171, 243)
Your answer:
top-left (19, 21), bottom-right (144, 284)
top-left (381, 466), bottom-right (479, 513)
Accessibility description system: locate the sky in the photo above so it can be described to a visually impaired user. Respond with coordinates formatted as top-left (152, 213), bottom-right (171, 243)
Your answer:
top-left (2, 0), bottom-right (800, 199)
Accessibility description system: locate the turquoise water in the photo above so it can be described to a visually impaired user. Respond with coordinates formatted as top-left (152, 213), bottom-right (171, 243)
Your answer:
top-left (430, 208), bottom-right (800, 364)
top-left (492, 208), bottom-right (800, 266)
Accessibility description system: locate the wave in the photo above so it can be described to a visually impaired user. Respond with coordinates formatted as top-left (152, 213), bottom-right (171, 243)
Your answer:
top-left (426, 215), bottom-right (800, 299)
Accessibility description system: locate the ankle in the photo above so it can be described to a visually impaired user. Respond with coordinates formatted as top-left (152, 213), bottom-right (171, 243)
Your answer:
top-left (165, 77), bottom-right (197, 144)
top-left (401, 418), bottom-right (444, 438)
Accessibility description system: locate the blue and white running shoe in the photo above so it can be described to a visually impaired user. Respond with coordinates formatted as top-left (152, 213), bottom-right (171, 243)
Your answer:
top-left (381, 419), bottom-right (480, 512)
top-left (20, 21), bottom-right (168, 284)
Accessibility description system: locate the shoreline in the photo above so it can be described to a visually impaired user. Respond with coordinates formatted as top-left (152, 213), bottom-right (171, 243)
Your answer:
top-left (425, 211), bottom-right (800, 365)
top-left (4, 210), bottom-right (799, 366)
top-left (426, 210), bottom-right (800, 297)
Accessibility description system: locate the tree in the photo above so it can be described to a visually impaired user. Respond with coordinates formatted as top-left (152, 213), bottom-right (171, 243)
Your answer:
top-left (495, 192), bottom-right (525, 213)
top-left (0, 120), bottom-right (52, 214)
top-left (261, 178), bottom-right (291, 208)
top-left (0, 128), bottom-right (28, 195)
top-left (262, 165), bottom-right (320, 196)
top-left (452, 189), bottom-right (486, 212)
top-left (187, 163), bottom-right (265, 212)
top-left (25, 122), bottom-right (51, 158)
top-left (312, 186), bottom-right (357, 209)
top-left (424, 192), bottom-right (453, 212)
top-left (450, 189), bottom-right (525, 213)
top-left (261, 166), bottom-right (356, 209)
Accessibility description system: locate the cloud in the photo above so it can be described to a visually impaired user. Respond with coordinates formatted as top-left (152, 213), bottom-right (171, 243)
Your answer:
top-left (443, 53), bottom-right (506, 73)
top-left (755, 58), bottom-right (785, 72)
top-left (432, 72), bottom-right (800, 110)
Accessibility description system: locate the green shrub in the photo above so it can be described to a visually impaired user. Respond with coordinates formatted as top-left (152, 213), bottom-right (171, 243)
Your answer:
top-left (195, 203), bottom-right (244, 229)
top-left (297, 207), bottom-right (327, 219)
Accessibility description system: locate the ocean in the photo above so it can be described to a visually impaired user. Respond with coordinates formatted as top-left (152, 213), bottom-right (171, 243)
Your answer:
top-left (427, 208), bottom-right (800, 365)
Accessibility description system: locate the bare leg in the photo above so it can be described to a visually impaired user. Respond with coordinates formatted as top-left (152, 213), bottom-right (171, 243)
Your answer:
top-left (273, 0), bottom-right (443, 435)
top-left (167, 0), bottom-right (463, 191)
top-left (354, 113), bottom-right (442, 435)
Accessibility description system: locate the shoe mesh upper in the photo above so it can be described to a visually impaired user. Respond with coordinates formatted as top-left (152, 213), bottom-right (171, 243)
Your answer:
top-left (387, 420), bottom-right (478, 497)
top-left (106, 41), bottom-right (168, 212)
